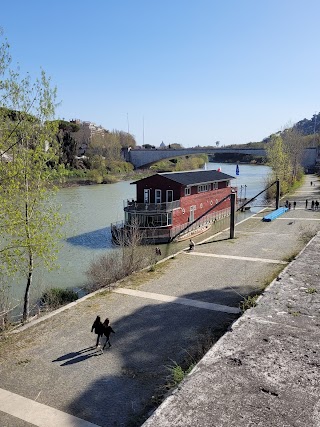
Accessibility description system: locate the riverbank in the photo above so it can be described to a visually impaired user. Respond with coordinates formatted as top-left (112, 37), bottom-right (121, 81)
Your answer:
top-left (58, 156), bottom-right (270, 188)
top-left (58, 169), bottom-right (154, 188)
top-left (0, 175), bottom-right (319, 426)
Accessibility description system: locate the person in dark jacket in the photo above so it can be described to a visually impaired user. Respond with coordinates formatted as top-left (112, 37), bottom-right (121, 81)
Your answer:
top-left (91, 315), bottom-right (104, 348)
top-left (102, 320), bottom-right (115, 349)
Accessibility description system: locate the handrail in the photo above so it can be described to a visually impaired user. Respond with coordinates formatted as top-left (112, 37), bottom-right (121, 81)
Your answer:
top-left (236, 179), bottom-right (279, 211)
top-left (124, 199), bottom-right (180, 212)
top-left (170, 193), bottom-right (232, 242)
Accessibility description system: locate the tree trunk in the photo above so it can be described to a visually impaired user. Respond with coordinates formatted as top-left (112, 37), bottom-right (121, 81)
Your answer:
top-left (23, 252), bottom-right (33, 322)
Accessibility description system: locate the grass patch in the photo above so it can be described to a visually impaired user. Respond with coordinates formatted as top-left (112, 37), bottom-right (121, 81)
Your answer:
top-left (283, 251), bottom-right (300, 263)
top-left (87, 289), bottom-right (114, 300)
top-left (306, 287), bottom-right (317, 294)
top-left (299, 226), bottom-right (318, 245)
top-left (287, 177), bottom-right (304, 194)
top-left (16, 358), bottom-right (31, 365)
top-left (240, 294), bottom-right (259, 312)
top-left (118, 261), bottom-right (169, 290)
top-left (261, 266), bottom-right (284, 290)
top-left (166, 361), bottom-right (195, 387)
top-left (288, 310), bottom-right (301, 316)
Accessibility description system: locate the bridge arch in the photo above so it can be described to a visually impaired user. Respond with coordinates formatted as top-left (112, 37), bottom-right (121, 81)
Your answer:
top-left (123, 147), bottom-right (268, 169)
top-left (123, 147), bottom-right (318, 170)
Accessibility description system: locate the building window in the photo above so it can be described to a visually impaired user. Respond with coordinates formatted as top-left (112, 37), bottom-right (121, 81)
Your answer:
top-left (189, 205), bottom-right (196, 222)
top-left (155, 189), bottom-right (161, 204)
top-left (198, 184), bottom-right (209, 193)
top-left (213, 182), bottom-right (218, 189)
top-left (166, 190), bottom-right (173, 202)
top-left (185, 187), bottom-right (191, 196)
top-left (167, 212), bottom-right (172, 225)
top-left (144, 189), bottom-right (150, 203)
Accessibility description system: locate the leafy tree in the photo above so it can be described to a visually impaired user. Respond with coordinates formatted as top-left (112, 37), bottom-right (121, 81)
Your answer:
top-left (0, 35), bottom-right (64, 321)
top-left (55, 120), bottom-right (80, 168)
top-left (88, 132), bottom-right (121, 161)
top-left (170, 143), bottom-right (183, 149)
top-left (115, 130), bottom-right (136, 149)
top-left (142, 143), bottom-right (155, 149)
top-left (282, 127), bottom-right (307, 182)
top-left (266, 134), bottom-right (292, 194)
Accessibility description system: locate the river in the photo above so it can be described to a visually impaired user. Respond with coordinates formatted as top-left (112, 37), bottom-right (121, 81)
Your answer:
top-left (10, 162), bottom-right (271, 306)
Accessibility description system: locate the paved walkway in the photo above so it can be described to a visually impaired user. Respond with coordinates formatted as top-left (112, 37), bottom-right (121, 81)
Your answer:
top-left (0, 175), bottom-right (320, 427)
top-left (113, 288), bottom-right (241, 314)
top-left (143, 226), bottom-right (320, 427)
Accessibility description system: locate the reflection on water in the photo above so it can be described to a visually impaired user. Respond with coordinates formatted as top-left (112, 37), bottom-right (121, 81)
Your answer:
top-left (66, 227), bottom-right (112, 250)
top-left (10, 163), bottom-right (270, 304)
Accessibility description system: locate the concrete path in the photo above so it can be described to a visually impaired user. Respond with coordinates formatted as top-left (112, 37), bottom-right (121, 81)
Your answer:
top-left (0, 388), bottom-right (99, 427)
top-left (1, 174), bottom-right (320, 427)
top-left (185, 251), bottom-right (288, 264)
top-left (113, 288), bottom-right (240, 314)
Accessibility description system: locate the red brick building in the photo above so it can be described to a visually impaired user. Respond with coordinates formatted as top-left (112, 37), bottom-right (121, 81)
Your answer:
top-left (112, 170), bottom-right (235, 244)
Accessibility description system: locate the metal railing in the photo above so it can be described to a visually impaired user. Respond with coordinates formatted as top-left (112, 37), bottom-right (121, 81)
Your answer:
top-left (111, 207), bottom-right (231, 243)
top-left (124, 199), bottom-right (180, 212)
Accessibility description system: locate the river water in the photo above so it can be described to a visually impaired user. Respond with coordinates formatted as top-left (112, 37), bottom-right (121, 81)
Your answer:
top-left (10, 162), bottom-right (271, 305)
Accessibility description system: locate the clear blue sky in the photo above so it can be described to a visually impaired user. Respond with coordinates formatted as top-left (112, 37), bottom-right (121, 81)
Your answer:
top-left (2, 0), bottom-right (320, 147)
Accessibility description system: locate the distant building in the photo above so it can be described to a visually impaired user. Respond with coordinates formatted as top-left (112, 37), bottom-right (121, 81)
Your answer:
top-left (159, 141), bottom-right (166, 149)
top-left (70, 119), bottom-right (107, 155)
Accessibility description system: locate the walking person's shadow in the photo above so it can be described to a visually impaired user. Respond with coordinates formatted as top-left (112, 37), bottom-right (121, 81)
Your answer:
top-left (52, 346), bottom-right (102, 366)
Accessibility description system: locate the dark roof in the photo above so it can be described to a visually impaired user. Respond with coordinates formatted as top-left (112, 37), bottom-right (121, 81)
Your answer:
top-left (130, 170), bottom-right (234, 186)
top-left (159, 170), bottom-right (234, 185)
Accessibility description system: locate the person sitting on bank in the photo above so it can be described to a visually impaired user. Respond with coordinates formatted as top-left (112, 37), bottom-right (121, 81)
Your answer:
top-left (189, 239), bottom-right (195, 251)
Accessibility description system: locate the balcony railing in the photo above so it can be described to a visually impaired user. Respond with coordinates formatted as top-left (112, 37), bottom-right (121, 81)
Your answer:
top-left (124, 199), bottom-right (180, 213)
top-left (111, 207), bottom-right (231, 243)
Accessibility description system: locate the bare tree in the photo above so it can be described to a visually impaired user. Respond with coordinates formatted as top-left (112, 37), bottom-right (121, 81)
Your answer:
top-left (86, 219), bottom-right (156, 291)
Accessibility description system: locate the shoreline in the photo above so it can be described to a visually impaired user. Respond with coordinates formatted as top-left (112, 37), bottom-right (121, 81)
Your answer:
top-left (58, 160), bottom-right (266, 188)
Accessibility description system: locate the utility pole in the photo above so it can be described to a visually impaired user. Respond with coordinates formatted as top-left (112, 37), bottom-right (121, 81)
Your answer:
top-left (142, 116), bottom-right (145, 146)
top-left (230, 192), bottom-right (236, 239)
top-left (313, 112), bottom-right (317, 146)
top-left (276, 179), bottom-right (280, 209)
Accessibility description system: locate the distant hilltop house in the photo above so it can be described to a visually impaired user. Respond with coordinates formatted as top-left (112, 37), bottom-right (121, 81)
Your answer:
top-left (70, 119), bottom-right (107, 155)
top-left (111, 169), bottom-right (235, 244)
top-left (0, 151), bottom-right (13, 162)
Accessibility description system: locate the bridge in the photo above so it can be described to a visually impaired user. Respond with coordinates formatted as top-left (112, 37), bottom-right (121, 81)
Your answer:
top-left (123, 147), bottom-right (318, 170)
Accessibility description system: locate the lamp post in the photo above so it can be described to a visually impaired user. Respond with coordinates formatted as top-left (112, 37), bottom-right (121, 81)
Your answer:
top-left (313, 112), bottom-right (317, 147)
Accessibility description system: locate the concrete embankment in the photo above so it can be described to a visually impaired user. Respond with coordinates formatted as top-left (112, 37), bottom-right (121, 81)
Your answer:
top-left (142, 232), bottom-right (320, 427)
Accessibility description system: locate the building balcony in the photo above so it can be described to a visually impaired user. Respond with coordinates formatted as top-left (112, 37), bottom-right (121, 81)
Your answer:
top-left (124, 199), bottom-right (180, 213)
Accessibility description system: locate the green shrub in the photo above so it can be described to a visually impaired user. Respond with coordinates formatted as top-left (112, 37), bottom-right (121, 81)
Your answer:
top-left (166, 361), bottom-right (195, 386)
top-left (41, 288), bottom-right (78, 309)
